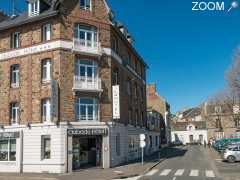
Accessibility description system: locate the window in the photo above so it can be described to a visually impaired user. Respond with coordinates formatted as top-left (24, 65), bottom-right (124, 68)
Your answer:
top-left (12, 32), bottom-right (20, 49)
top-left (10, 64), bottom-right (20, 88)
top-left (134, 83), bottom-right (138, 98)
top-left (74, 24), bottom-right (97, 48)
top-left (80, 0), bottom-right (92, 10)
top-left (112, 68), bottom-right (119, 85)
top-left (128, 109), bottom-right (132, 125)
top-left (42, 59), bottom-right (52, 82)
top-left (75, 59), bottom-right (97, 80)
top-left (135, 110), bottom-right (138, 126)
top-left (127, 53), bottom-right (131, 65)
top-left (42, 24), bottom-right (51, 41)
top-left (41, 136), bottom-right (51, 159)
top-left (75, 98), bottom-right (99, 121)
top-left (42, 98), bottom-right (51, 122)
top-left (116, 133), bottom-right (121, 156)
top-left (0, 139), bottom-right (16, 161)
top-left (216, 119), bottom-right (221, 128)
top-left (28, 0), bottom-right (40, 16)
top-left (112, 37), bottom-right (118, 52)
top-left (235, 118), bottom-right (240, 127)
top-left (149, 136), bottom-right (152, 148)
top-left (10, 102), bottom-right (19, 125)
top-left (127, 79), bottom-right (132, 96)
top-left (155, 136), bottom-right (158, 147)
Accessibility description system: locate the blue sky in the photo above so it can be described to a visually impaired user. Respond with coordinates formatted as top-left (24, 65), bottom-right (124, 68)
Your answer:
top-left (1, 0), bottom-right (240, 113)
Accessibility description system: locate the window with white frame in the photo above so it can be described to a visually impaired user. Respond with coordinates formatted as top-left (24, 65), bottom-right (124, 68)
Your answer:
top-left (28, 0), bottom-right (40, 16)
top-left (41, 135), bottom-right (51, 159)
top-left (42, 98), bottom-right (51, 122)
top-left (74, 24), bottom-right (97, 48)
top-left (75, 98), bottom-right (99, 121)
top-left (0, 139), bottom-right (16, 161)
top-left (75, 59), bottom-right (97, 81)
top-left (42, 24), bottom-right (51, 41)
top-left (12, 32), bottom-right (20, 49)
top-left (80, 0), bottom-right (92, 11)
top-left (42, 59), bottom-right (52, 82)
top-left (10, 64), bottom-right (20, 88)
top-left (10, 102), bottom-right (20, 125)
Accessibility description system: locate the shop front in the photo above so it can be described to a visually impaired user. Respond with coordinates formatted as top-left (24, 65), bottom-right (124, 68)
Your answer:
top-left (67, 128), bottom-right (108, 171)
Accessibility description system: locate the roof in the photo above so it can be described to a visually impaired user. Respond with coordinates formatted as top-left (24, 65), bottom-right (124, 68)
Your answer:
top-left (182, 107), bottom-right (201, 119)
top-left (171, 121), bottom-right (207, 131)
top-left (0, 0), bottom-right (60, 31)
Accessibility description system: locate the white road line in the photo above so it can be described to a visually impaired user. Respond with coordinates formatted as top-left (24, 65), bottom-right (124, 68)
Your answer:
top-left (145, 169), bottom-right (159, 176)
top-left (205, 170), bottom-right (215, 178)
top-left (159, 169), bottom-right (172, 176)
top-left (174, 169), bottom-right (185, 176)
top-left (190, 170), bottom-right (199, 177)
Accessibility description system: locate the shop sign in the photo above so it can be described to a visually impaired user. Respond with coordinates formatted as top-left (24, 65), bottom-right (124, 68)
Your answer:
top-left (112, 85), bottom-right (120, 119)
top-left (0, 132), bottom-right (20, 139)
top-left (68, 128), bottom-right (108, 136)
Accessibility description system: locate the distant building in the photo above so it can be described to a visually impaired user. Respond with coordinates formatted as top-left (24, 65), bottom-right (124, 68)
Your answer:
top-left (171, 107), bottom-right (208, 145)
top-left (202, 102), bottom-right (240, 140)
top-left (146, 84), bottom-right (171, 146)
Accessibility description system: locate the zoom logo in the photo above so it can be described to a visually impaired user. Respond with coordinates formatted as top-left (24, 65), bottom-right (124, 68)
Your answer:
top-left (192, 1), bottom-right (239, 12)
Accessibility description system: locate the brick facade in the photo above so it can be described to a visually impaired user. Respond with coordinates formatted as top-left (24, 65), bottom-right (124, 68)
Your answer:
top-left (0, 0), bottom-right (147, 127)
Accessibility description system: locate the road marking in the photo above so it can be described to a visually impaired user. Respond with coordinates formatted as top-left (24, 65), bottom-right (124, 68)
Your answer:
top-left (205, 170), bottom-right (215, 178)
top-left (172, 177), bottom-right (177, 180)
top-left (159, 169), bottom-right (172, 176)
top-left (174, 169), bottom-right (184, 176)
top-left (190, 170), bottom-right (199, 177)
top-left (145, 169), bottom-right (159, 176)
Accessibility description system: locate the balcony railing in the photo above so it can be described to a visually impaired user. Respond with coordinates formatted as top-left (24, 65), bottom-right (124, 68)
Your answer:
top-left (73, 38), bottom-right (102, 56)
top-left (73, 76), bottom-right (102, 92)
top-left (76, 115), bottom-right (99, 121)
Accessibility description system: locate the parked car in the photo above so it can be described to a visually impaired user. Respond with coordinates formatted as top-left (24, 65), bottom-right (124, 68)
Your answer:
top-left (222, 145), bottom-right (240, 163)
top-left (213, 138), bottom-right (240, 152)
top-left (171, 140), bottom-right (183, 146)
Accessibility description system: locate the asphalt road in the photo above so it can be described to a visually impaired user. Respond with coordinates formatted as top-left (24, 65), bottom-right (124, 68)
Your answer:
top-left (138, 145), bottom-right (223, 180)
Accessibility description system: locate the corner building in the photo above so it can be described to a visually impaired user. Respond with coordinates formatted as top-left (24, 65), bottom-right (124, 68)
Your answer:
top-left (0, 0), bottom-right (152, 173)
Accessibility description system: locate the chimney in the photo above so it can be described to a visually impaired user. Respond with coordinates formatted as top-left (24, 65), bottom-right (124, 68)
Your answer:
top-left (147, 84), bottom-right (157, 94)
top-left (127, 33), bottom-right (134, 44)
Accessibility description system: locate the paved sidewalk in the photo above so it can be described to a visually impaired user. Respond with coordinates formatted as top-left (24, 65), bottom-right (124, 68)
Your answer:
top-left (0, 148), bottom-right (168, 180)
top-left (59, 150), bottom-right (166, 180)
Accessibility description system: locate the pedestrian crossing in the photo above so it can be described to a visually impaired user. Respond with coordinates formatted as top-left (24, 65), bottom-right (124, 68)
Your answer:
top-left (144, 168), bottom-right (216, 178)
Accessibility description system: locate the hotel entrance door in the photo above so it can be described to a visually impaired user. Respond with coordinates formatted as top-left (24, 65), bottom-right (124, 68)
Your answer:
top-left (72, 136), bottom-right (102, 170)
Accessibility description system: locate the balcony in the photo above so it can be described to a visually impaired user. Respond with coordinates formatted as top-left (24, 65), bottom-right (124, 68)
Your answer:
top-left (73, 76), bottom-right (102, 92)
top-left (72, 38), bottom-right (102, 56)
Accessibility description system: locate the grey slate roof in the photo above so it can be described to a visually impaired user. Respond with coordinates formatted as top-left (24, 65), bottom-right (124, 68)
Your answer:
top-left (0, 0), bottom-right (60, 31)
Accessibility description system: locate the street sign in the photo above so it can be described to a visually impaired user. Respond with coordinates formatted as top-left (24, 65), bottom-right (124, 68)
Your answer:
top-left (139, 133), bottom-right (146, 165)
top-left (140, 134), bottom-right (146, 141)
top-left (140, 141), bottom-right (146, 148)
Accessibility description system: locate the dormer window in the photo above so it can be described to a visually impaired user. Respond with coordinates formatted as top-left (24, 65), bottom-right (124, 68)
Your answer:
top-left (80, 0), bottom-right (92, 11)
top-left (28, 0), bottom-right (40, 17)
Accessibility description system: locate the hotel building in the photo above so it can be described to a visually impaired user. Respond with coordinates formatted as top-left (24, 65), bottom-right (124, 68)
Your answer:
top-left (0, 0), bottom-right (158, 173)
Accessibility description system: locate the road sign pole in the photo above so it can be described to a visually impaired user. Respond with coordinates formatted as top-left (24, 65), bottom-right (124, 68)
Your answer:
top-left (141, 147), bottom-right (144, 165)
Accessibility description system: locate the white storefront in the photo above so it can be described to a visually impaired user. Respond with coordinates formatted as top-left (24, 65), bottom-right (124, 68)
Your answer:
top-left (0, 122), bottom-right (159, 173)
top-left (171, 124), bottom-right (208, 145)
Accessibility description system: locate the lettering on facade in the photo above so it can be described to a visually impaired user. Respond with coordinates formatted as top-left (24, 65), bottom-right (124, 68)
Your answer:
top-left (0, 132), bottom-right (20, 139)
top-left (67, 128), bottom-right (108, 136)
top-left (51, 80), bottom-right (59, 122)
top-left (112, 85), bottom-right (120, 119)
